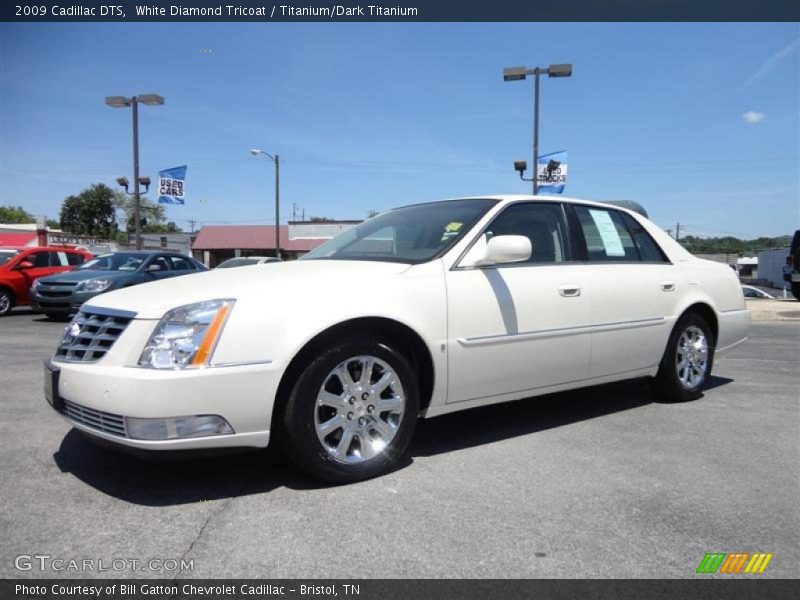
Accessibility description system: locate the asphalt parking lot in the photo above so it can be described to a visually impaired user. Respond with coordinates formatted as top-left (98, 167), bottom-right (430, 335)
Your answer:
top-left (0, 310), bottom-right (798, 579)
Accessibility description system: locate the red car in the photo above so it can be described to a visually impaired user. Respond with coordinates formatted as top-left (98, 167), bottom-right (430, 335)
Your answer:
top-left (0, 246), bottom-right (93, 316)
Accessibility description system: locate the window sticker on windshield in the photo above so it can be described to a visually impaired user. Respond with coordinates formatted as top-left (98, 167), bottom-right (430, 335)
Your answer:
top-left (588, 209), bottom-right (625, 256)
top-left (441, 221), bottom-right (463, 242)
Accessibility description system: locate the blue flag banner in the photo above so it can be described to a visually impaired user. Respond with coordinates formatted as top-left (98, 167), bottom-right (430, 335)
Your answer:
top-left (157, 165), bottom-right (187, 204)
top-left (537, 150), bottom-right (567, 194)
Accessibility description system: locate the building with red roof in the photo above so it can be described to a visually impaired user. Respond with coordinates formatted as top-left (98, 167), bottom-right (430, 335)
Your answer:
top-left (192, 221), bottom-right (360, 266)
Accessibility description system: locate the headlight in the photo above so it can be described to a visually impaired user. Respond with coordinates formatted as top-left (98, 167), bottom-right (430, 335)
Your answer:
top-left (80, 278), bottom-right (113, 293)
top-left (138, 299), bottom-right (234, 369)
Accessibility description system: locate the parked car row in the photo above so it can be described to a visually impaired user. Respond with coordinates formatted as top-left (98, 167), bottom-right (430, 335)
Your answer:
top-left (30, 251), bottom-right (208, 320)
top-left (0, 247), bottom-right (209, 319)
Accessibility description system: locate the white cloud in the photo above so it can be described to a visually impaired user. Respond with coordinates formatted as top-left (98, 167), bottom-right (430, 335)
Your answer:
top-left (742, 111), bottom-right (765, 124)
top-left (740, 38), bottom-right (799, 90)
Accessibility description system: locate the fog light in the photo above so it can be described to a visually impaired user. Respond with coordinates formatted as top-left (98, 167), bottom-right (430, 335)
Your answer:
top-left (125, 415), bottom-right (234, 440)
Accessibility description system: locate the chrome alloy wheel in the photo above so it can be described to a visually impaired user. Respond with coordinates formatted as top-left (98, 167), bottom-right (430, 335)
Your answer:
top-left (675, 325), bottom-right (709, 389)
top-left (314, 355), bottom-right (405, 464)
top-left (0, 293), bottom-right (10, 314)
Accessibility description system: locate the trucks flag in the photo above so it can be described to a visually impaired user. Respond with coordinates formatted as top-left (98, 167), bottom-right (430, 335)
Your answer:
top-left (537, 150), bottom-right (567, 194)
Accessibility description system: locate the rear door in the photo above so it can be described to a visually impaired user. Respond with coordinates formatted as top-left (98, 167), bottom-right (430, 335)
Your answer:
top-left (569, 204), bottom-right (682, 378)
top-left (445, 201), bottom-right (591, 404)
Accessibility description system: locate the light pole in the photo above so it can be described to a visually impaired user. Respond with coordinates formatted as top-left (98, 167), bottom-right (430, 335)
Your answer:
top-left (105, 94), bottom-right (164, 250)
top-left (250, 149), bottom-right (281, 259)
top-left (503, 64), bottom-right (572, 194)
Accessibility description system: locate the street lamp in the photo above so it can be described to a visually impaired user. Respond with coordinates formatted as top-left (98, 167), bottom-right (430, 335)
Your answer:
top-left (105, 94), bottom-right (164, 250)
top-left (250, 148), bottom-right (281, 260)
top-left (503, 63), bottom-right (572, 194)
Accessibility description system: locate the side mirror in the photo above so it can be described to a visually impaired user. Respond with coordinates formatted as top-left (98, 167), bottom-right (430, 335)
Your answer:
top-left (146, 264), bottom-right (162, 272)
top-left (459, 234), bottom-right (532, 268)
top-left (17, 261), bottom-right (34, 269)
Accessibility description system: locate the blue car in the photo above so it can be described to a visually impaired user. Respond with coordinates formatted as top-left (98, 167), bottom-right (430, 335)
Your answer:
top-left (31, 251), bottom-right (208, 320)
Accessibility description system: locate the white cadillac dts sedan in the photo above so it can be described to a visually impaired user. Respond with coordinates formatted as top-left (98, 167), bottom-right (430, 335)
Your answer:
top-left (45, 196), bottom-right (749, 482)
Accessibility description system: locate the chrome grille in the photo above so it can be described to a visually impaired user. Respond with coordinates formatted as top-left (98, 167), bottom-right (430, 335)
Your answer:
top-left (53, 308), bottom-right (135, 363)
top-left (63, 400), bottom-right (127, 437)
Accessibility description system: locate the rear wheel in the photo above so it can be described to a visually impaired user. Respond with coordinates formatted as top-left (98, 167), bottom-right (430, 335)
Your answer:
top-left (0, 290), bottom-right (13, 316)
top-left (280, 336), bottom-right (418, 483)
top-left (650, 312), bottom-right (715, 402)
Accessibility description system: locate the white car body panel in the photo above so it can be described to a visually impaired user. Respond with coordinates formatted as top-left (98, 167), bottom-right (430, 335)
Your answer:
top-left (48, 195), bottom-right (749, 451)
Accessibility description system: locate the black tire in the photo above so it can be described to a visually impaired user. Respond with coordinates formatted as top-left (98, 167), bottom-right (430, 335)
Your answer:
top-left (0, 289), bottom-right (13, 316)
top-left (650, 312), bottom-right (715, 402)
top-left (44, 312), bottom-right (71, 322)
top-left (792, 282), bottom-right (800, 302)
top-left (280, 336), bottom-right (419, 483)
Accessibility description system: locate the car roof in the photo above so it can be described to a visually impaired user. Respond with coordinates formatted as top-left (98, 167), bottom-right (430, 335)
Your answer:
top-left (99, 250), bottom-right (190, 256)
top-left (394, 195), bottom-right (645, 216)
top-left (0, 245), bottom-right (88, 252)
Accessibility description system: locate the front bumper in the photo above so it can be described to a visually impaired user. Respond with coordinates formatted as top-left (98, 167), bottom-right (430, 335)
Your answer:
top-left (31, 289), bottom-right (97, 314)
top-left (46, 357), bottom-right (286, 451)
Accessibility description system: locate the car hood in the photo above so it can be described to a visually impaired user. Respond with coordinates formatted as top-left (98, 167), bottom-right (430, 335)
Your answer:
top-left (38, 270), bottom-right (136, 283)
top-left (84, 260), bottom-right (413, 319)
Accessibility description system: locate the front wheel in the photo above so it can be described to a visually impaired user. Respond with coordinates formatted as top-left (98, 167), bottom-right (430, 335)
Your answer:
top-left (280, 337), bottom-right (419, 483)
top-left (650, 313), bottom-right (715, 402)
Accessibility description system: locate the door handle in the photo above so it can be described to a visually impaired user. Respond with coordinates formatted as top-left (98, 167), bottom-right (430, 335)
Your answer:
top-left (660, 281), bottom-right (676, 292)
top-left (558, 285), bottom-right (581, 297)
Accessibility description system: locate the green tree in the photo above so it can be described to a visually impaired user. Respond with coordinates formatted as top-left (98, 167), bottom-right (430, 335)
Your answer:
top-left (366, 209), bottom-right (380, 218)
top-left (59, 184), bottom-right (117, 237)
top-left (679, 234), bottom-right (791, 255)
top-left (114, 194), bottom-right (183, 234)
top-left (0, 205), bottom-right (34, 223)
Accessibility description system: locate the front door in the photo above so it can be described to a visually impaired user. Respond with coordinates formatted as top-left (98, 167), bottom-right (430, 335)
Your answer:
top-left (445, 202), bottom-right (591, 404)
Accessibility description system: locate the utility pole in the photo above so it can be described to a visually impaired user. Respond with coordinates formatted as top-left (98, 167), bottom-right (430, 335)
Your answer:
top-left (274, 154), bottom-right (280, 259)
top-left (503, 63), bottom-right (572, 194)
top-left (293, 202), bottom-right (297, 221)
top-left (675, 223), bottom-right (681, 242)
top-left (250, 148), bottom-right (281, 260)
top-left (131, 99), bottom-right (141, 249)
top-left (532, 67), bottom-right (540, 195)
top-left (188, 219), bottom-right (197, 232)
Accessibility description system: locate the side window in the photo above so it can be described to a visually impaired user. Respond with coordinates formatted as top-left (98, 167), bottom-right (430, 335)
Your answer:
top-left (66, 252), bottom-right (85, 266)
top-left (574, 206), bottom-right (639, 262)
top-left (153, 256), bottom-right (172, 271)
top-left (51, 251), bottom-right (70, 267)
top-left (27, 252), bottom-right (50, 268)
top-left (484, 203), bottom-right (570, 263)
top-left (620, 213), bottom-right (668, 263)
top-left (169, 256), bottom-right (196, 271)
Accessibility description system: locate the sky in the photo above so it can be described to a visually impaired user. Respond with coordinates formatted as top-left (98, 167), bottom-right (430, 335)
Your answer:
top-left (0, 22), bottom-right (798, 238)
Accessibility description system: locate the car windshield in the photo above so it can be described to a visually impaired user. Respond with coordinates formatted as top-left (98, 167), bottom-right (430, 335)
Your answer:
top-left (217, 258), bottom-right (262, 268)
top-left (76, 253), bottom-right (145, 272)
top-left (0, 250), bottom-right (20, 266)
top-left (301, 199), bottom-right (498, 264)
